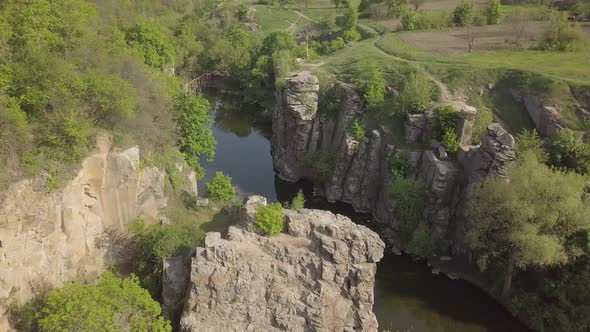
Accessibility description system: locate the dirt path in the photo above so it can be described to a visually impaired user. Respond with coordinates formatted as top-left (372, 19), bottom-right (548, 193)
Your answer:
top-left (370, 36), bottom-right (458, 103)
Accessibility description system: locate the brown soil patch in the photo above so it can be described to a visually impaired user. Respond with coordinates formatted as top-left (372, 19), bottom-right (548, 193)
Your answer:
top-left (399, 21), bottom-right (549, 52)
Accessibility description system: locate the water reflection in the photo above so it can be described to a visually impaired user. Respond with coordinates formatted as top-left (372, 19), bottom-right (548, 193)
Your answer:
top-left (200, 93), bottom-right (527, 332)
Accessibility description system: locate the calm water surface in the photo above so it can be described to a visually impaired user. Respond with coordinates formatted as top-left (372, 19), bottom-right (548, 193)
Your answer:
top-left (200, 94), bottom-right (527, 332)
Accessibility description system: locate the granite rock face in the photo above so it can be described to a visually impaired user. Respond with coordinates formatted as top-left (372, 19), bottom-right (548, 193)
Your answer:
top-left (271, 71), bottom-right (515, 252)
top-left (0, 135), bottom-right (173, 329)
top-left (511, 89), bottom-right (562, 136)
top-left (180, 196), bottom-right (385, 332)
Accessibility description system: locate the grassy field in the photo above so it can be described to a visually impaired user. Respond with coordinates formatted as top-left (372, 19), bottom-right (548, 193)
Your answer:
top-left (375, 33), bottom-right (590, 85)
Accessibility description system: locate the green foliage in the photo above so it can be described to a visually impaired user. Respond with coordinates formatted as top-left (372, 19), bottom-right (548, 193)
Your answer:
top-left (350, 119), bottom-right (366, 140)
top-left (318, 81), bottom-right (343, 116)
top-left (290, 190), bottom-right (305, 211)
top-left (516, 129), bottom-right (546, 161)
top-left (406, 223), bottom-right (435, 258)
top-left (206, 172), bottom-right (236, 203)
top-left (260, 31), bottom-right (296, 57)
top-left (466, 152), bottom-right (590, 282)
top-left (8, 293), bottom-right (46, 331)
top-left (255, 203), bottom-right (284, 236)
top-left (165, 163), bottom-right (184, 192)
top-left (352, 61), bottom-right (386, 108)
top-left (390, 176), bottom-right (426, 241)
top-left (390, 154), bottom-right (412, 178)
top-left (128, 219), bottom-right (204, 297)
top-left (125, 19), bottom-right (175, 68)
top-left (38, 110), bottom-right (90, 163)
top-left (433, 105), bottom-right (458, 140)
top-left (342, 8), bottom-right (360, 42)
top-left (442, 129), bottom-right (460, 156)
top-left (0, 95), bottom-right (30, 164)
top-left (539, 12), bottom-right (584, 52)
top-left (471, 107), bottom-right (493, 144)
top-left (46, 167), bottom-right (60, 193)
top-left (304, 149), bottom-right (336, 181)
top-left (547, 129), bottom-right (590, 175)
top-left (174, 93), bottom-right (216, 179)
top-left (396, 72), bottom-right (432, 115)
top-left (38, 272), bottom-right (170, 332)
top-left (452, 0), bottom-right (475, 27)
top-left (272, 50), bottom-right (294, 89)
top-left (401, 8), bottom-right (418, 31)
top-left (486, 0), bottom-right (502, 25)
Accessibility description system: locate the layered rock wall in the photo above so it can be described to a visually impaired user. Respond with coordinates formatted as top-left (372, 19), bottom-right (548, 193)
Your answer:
top-left (0, 135), bottom-right (191, 328)
top-left (272, 71), bottom-right (516, 251)
top-left (179, 196), bottom-right (385, 332)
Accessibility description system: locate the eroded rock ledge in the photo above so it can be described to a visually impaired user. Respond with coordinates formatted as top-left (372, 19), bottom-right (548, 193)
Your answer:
top-left (179, 196), bottom-right (385, 332)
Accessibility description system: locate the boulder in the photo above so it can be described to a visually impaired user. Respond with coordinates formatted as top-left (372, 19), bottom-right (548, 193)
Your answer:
top-left (180, 197), bottom-right (385, 332)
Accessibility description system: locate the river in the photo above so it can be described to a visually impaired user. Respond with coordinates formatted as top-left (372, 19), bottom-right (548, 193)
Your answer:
top-left (199, 94), bottom-right (528, 332)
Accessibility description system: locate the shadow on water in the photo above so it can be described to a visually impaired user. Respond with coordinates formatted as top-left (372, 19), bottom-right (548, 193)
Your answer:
top-left (200, 92), bottom-right (528, 332)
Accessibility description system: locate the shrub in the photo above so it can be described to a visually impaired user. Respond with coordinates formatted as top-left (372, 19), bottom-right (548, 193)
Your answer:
top-left (128, 219), bottom-right (204, 296)
top-left (546, 128), bottom-right (590, 174)
top-left (255, 203), bottom-right (284, 236)
top-left (38, 110), bottom-right (91, 163)
top-left (407, 223), bottom-right (435, 258)
top-left (290, 190), bottom-right (305, 211)
top-left (486, 0), bottom-right (502, 25)
top-left (539, 12), bottom-right (584, 52)
top-left (401, 8), bottom-right (418, 31)
top-left (471, 107), bottom-right (493, 143)
top-left (442, 129), bottom-right (460, 156)
top-left (353, 61), bottom-right (386, 108)
top-left (390, 154), bottom-right (412, 178)
top-left (396, 72), bottom-right (432, 115)
top-left (516, 129), bottom-right (546, 161)
top-left (206, 172), bottom-right (236, 203)
top-left (350, 119), bottom-right (366, 140)
top-left (38, 272), bottom-right (171, 331)
top-left (433, 105), bottom-right (458, 140)
top-left (0, 95), bottom-right (30, 165)
top-left (125, 19), bottom-right (175, 68)
top-left (390, 176), bottom-right (425, 241)
top-left (452, 0), bottom-right (475, 27)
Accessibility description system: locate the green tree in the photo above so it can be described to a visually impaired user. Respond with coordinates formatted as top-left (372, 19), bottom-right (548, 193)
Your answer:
top-left (516, 129), bottom-right (546, 162)
top-left (442, 129), bottom-right (459, 156)
top-left (342, 7), bottom-right (360, 42)
top-left (391, 175), bottom-right (426, 241)
top-left (206, 171), bottom-right (236, 202)
top-left (174, 93), bottom-right (216, 179)
top-left (486, 0), bottom-right (502, 25)
top-left (289, 190), bottom-right (305, 211)
top-left (539, 12), bottom-right (584, 52)
top-left (39, 272), bottom-right (171, 332)
top-left (353, 61), bottom-right (386, 108)
top-left (396, 72), bottom-right (432, 115)
top-left (350, 118), bottom-right (366, 140)
top-left (407, 223), bottom-right (435, 258)
top-left (452, 0), bottom-right (475, 27)
top-left (260, 31), bottom-right (296, 57)
top-left (401, 7), bottom-right (417, 31)
top-left (38, 110), bottom-right (91, 163)
top-left (466, 152), bottom-right (590, 297)
top-left (125, 19), bottom-right (175, 68)
top-left (547, 128), bottom-right (590, 174)
top-left (255, 203), bottom-right (284, 235)
top-left (0, 96), bottom-right (30, 164)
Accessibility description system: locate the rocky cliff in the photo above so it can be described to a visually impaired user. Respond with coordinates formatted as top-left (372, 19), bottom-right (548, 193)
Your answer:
top-left (179, 196), bottom-right (385, 332)
top-left (0, 135), bottom-right (196, 329)
top-left (272, 71), bottom-right (516, 252)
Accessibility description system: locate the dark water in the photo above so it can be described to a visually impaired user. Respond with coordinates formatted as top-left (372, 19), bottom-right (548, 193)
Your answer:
top-left (200, 94), bottom-right (527, 332)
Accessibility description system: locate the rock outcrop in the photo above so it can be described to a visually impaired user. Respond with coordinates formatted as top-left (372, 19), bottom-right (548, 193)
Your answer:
top-left (272, 71), bottom-right (516, 252)
top-left (512, 90), bottom-right (562, 136)
top-left (0, 135), bottom-right (186, 328)
top-left (180, 196), bottom-right (385, 332)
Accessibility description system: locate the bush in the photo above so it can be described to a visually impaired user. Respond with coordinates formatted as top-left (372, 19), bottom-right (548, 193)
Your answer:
top-left (255, 203), bottom-right (284, 235)
top-left (0, 95), bottom-right (30, 165)
top-left (516, 129), bottom-right (546, 161)
top-left (350, 119), bottom-right (366, 140)
top-left (401, 8), bottom-right (417, 31)
top-left (396, 72), bottom-right (432, 115)
top-left (390, 176), bottom-right (425, 241)
top-left (128, 219), bottom-right (204, 297)
top-left (290, 190), bottom-right (305, 211)
top-left (353, 61), bottom-right (386, 108)
top-left (547, 129), bottom-right (590, 175)
top-left (486, 0), bottom-right (502, 24)
top-left (539, 12), bottom-right (584, 52)
top-left (433, 105), bottom-right (458, 140)
top-left (407, 223), bottom-right (435, 258)
top-left (390, 154), bottom-right (412, 178)
top-left (39, 272), bottom-right (171, 331)
top-left (206, 172), bottom-right (236, 203)
top-left (452, 0), bottom-right (475, 27)
top-left (38, 110), bottom-right (91, 163)
top-left (125, 19), bottom-right (175, 68)
top-left (442, 129), bottom-right (460, 156)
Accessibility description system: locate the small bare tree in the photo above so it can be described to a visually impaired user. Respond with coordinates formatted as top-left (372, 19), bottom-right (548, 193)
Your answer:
top-left (506, 10), bottom-right (531, 48)
top-left (466, 25), bottom-right (476, 52)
